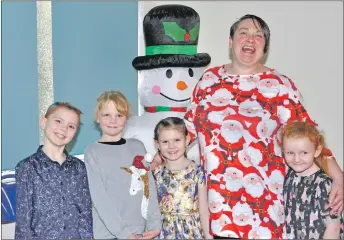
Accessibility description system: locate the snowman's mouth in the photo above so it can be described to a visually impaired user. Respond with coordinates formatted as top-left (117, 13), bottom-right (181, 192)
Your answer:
top-left (160, 93), bottom-right (190, 102)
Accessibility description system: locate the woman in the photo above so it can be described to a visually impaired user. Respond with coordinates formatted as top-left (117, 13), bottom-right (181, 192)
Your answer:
top-left (152, 14), bottom-right (343, 239)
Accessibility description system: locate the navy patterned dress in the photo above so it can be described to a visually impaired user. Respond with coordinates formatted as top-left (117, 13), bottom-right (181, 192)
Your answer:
top-left (283, 169), bottom-right (343, 239)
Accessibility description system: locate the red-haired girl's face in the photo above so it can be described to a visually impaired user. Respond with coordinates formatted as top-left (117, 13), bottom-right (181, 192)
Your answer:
top-left (283, 136), bottom-right (322, 176)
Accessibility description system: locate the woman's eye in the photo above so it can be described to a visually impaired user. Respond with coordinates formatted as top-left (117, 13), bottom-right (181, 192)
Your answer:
top-left (55, 119), bottom-right (61, 123)
top-left (69, 125), bottom-right (75, 129)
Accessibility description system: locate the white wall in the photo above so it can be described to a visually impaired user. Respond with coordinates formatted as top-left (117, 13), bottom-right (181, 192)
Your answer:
top-left (138, 1), bottom-right (343, 170)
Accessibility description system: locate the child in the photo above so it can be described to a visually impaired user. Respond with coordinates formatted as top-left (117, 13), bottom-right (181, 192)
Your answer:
top-left (84, 90), bottom-right (162, 239)
top-left (152, 116), bottom-right (212, 239)
top-left (281, 121), bottom-right (343, 239)
top-left (15, 102), bottom-right (93, 239)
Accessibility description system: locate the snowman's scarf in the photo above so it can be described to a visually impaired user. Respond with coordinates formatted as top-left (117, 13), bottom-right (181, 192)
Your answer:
top-left (144, 106), bottom-right (187, 113)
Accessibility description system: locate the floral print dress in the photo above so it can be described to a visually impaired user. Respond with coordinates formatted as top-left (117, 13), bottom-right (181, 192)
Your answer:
top-left (153, 161), bottom-right (206, 239)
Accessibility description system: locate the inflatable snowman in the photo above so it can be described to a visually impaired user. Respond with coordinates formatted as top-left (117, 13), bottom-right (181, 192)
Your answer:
top-left (123, 4), bottom-right (211, 158)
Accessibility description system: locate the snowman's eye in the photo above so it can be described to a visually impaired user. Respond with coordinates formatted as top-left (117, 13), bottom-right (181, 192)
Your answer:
top-left (166, 69), bottom-right (172, 78)
top-left (188, 68), bottom-right (194, 77)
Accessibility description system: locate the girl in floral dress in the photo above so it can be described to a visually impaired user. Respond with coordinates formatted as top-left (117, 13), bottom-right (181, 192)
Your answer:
top-left (153, 117), bottom-right (212, 239)
top-left (281, 121), bottom-right (343, 239)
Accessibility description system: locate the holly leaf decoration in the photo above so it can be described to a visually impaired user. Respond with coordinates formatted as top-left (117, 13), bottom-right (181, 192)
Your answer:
top-left (163, 22), bottom-right (186, 41)
top-left (189, 22), bottom-right (200, 41)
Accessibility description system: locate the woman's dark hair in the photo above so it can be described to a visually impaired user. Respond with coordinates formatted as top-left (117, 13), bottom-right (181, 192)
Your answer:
top-left (230, 14), bottom-right (270, 54)
top-left (154, 117), bottom-right (188, 141)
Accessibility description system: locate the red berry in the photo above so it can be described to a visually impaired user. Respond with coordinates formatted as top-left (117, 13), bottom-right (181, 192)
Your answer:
top-left (184, 33), bottom-right (190, 41)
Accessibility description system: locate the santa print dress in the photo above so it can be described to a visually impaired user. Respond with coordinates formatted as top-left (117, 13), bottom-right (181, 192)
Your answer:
top-left (184, 65), bottom-right (335, 239)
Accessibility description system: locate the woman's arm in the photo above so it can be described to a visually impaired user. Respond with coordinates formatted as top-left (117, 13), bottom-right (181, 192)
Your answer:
top-left (325, 158), bottom-right (343, 215)
top-left (323, 218), bottom-right (341, 239)
top-left (281, 75), bottom-right (343, 215)
top-left (199, 184), bottom-right (212, 239)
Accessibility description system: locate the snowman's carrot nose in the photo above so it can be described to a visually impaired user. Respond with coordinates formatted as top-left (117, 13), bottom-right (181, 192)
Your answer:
top-left (177, 81), bottom-right (188, 90)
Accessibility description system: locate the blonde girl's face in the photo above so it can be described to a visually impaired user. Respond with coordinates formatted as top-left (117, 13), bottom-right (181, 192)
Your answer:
top-left (155, 128), bottom-right (190, 162)
top-left (40, 107), bottom-right (79, 148)
top-left (283, 136), bottom-right (322, 176)
top-left (97, 100), bottom-right (127, 141)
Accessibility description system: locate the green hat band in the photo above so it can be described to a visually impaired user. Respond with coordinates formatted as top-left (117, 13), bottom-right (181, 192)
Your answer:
top-left (146, 45), bottom-right (197, 55)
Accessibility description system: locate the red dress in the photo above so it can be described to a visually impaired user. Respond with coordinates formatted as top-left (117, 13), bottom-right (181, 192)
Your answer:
top-left (184, 65), bottom-right (333, 239)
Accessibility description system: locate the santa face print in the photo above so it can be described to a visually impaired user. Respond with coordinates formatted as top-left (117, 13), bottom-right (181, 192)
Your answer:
top-left (97, 100), bottom-right (127, 142)
top-left (220, 120), bottom-right (244, 143)
top-left (282, 136), bottom-right (322, 177)
top-left (138, 67), bottom-right (204, 108)
top-left (155, 128), bottom-right (190, 162)
top-left (208, 189), bottom-right (224, 213)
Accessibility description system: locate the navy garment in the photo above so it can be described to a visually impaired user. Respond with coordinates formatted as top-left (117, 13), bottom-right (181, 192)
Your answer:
top-left (15, 146), bottom-right (93, 239)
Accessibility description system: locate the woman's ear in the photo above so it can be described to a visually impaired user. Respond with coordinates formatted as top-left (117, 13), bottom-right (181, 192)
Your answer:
top-left (39, 116), bottom-right (47, 130)
top-left (229, 37), bottom-right (233, 49)
top-left (314, 145), bottom-right (323, 158)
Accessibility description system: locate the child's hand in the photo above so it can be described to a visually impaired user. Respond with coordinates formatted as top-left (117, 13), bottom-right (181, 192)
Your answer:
top-left (137, 229), bottom-right (160, 239)
top-left (150, 153), bottom-right (163, 171)
top-left (128, 233), bottom-right (139, 239)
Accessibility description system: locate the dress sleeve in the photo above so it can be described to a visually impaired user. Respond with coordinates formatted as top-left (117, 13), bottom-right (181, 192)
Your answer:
top-left (77, 163), bottom-right (93, 239)
top-left (278, 74), bottom-right (335, 159)
top-left (84, 147), bottom-right (123, 238)
top-left (14, 161), bottom-right (34, 239)
top-left (184, 73), bottom-right (205, 143)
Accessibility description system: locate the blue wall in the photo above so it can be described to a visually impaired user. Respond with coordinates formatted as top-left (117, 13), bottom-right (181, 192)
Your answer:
top-left (2, 2), bottom-right (138, 169)
top-left (2, 2), bottom-right (40, 170)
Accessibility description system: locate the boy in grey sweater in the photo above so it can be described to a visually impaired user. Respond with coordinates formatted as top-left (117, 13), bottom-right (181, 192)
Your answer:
top-left (84, 91), bottom-right (162, 239)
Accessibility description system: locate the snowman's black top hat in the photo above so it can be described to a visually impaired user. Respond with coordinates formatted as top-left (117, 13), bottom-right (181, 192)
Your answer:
top-left (132, 4), bottom-right (211, 71)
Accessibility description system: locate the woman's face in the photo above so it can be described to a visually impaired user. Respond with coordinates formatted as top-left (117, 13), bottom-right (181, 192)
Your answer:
top-left (230, 18), bottom-right (266, 67)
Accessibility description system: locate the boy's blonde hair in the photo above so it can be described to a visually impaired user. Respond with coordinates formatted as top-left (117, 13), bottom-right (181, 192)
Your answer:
top-left (94, 91), bottom-right (130, 119)
top-left (280, 121), bottom-right (330, 175)
top-left (45, 102), bottom-right (83, 123)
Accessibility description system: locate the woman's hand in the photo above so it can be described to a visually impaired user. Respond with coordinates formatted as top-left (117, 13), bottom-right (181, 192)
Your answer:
top-left (150, 152), bottom-right (163, 171)
top-left (326, 176), bottom-right (344, 215)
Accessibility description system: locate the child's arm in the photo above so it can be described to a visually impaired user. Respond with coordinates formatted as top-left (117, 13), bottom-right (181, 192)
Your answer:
top-left (199, 184), bottom-right (212, 239)
top-left (14, 161), bottom-right (34, 239)
top-left (197, 165), bottom-right (212, 239)
top-left (77, 163), bottom-right (93, 239)
top-left (143, 171), bottom-right (162, 236)
top-left (323, 217), bottom-right (341, 239)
